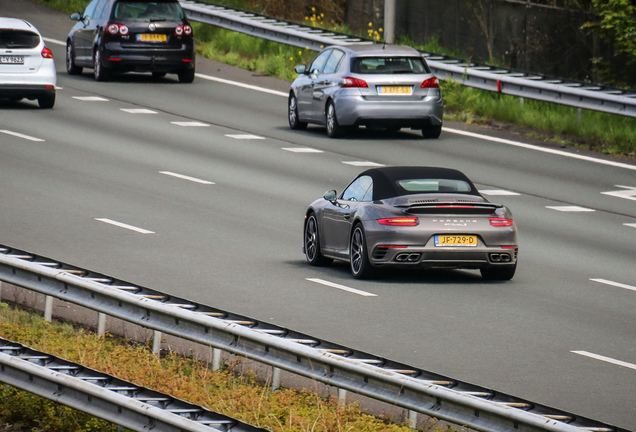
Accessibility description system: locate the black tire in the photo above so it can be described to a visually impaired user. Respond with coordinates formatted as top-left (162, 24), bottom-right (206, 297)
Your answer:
top-left (350, 224), bottom-right (375, 279)
top-left (178, 69), bottom-right (195, 83)
top-left (66, 42), bottom-right (82, 75)
top-left (304, 213), bottom-right (332, 266)
top-left (288, 93), bottom-right (307, 130)
top-left (38, 93), bottom-right (55, 109)
top-left (421, 124), bottom-right (442, 139)
top-left (325, 101), bottom-right (343, 138)
top-left (93, 49), bottom-right (111, 81)
top-left (480, 263), bottom-right (517, 281)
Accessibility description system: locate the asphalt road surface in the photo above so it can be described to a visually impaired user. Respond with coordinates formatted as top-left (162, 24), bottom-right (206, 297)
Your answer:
top-left (1, 1), bottom-right (635, 429)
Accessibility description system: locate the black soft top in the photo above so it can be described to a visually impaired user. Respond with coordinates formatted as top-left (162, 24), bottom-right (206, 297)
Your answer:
top-left (357, 166), bottom-right (479, 200)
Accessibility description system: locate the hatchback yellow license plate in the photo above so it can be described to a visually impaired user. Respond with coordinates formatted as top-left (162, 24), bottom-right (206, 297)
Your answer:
top-left (138, 33), bottom-right (167, 42)
top-left (435, 235), bottom-right (478, 247)
top-left (378, 86), bottom-right (411, 95)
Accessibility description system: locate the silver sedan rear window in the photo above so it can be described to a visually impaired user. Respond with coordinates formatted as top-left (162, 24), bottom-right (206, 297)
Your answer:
top-left (353, 57), bottom-right (429, 74)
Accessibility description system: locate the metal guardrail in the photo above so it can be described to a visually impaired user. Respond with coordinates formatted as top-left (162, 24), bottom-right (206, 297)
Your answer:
top-left (0, 337), bottom-right (268, 432)
top-left (0, 245), bottom-right (627, 432)
top-left (179, 0), bottom-right (636, 118)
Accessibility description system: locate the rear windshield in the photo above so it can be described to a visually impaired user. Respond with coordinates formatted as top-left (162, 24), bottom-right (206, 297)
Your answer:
top-left (352, 57), bottom-right (429, 74)
top-left (113, 1), bottom-right (185, 20)
top-left (0, 30), bottom-right (40, 49)
top-left (398, 179), bottom-right (472, 193)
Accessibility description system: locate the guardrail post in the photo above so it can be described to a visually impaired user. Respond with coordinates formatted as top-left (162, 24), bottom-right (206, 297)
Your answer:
top-left (338, 388), bottom-right (347, 405)
top-left (97, 312), bottom-right (107, 337)
top-left (152, 330), bottom-right (161, 355)
top-left (519, 97), bottom-right (524, 107)
top-left (271, 366), bottom-right (281, 391)
top-left (212, 347), bottom-right (221, 370)
top-left (577, 108), bottom-right (582, 121)
top-left (44, 295), bottom-right (53, 322)
top-left (408, 410), bottom-right (418, 429)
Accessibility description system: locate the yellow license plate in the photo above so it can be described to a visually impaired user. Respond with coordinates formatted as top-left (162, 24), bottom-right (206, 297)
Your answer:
top-left (138, 33), bottom-right (167, 42)
top-left (435, 235), bottom-right (478, 247)
top-left (378, 86), bottom-right (411, 95)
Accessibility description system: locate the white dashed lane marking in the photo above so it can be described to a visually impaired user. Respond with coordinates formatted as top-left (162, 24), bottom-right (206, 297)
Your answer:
top-left (0, 130), bottom-right (44, 142)
top-left (160, 171), bottom-right (214, 185)
top-left (171, 121), bottom-right (209, 127)
top-left (225, 134), bottom-right (265, 140)
top-left (73, 96), bottom-right (109, 102)
top-left (342, 161), bottom-right (385, 167)
top-left (590, 278), bottom-right (636, 292)
top-left (546, 206), bottom-right (595, 212)
top-left (282, 147), bottom-right (323, 153)
top-left (571, 351), bottom-right (636, 371)
top-left (121, 108), bottom-right (157, 114)
top-left (95, 218), bottom-right (154, 234)
top-left (306, 278), bottom-right (377, 297)
top-left (480, 189), bottom-right (520, 196)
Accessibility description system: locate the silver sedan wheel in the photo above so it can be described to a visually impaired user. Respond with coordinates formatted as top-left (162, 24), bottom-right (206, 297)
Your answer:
top-left (326, 101), bottom-right (342, 138)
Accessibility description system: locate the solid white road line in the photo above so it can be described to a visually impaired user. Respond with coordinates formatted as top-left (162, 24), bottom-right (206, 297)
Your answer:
top-left (121, 108), bottom-right (157, 114)
top-left (195, 73), bottom-right (288, 97)
top-left (306, 278), bottom-right (377, 297)
top-left (0, 130), bottom-right (44, 142)
top-left (160, 171), bottom-right (214, 184)
top-left (590, 278), bottom-right (636, 292)
top-left (95, 218), bottom-right (155, 234)
top-left (571, 351), bottom-right (636, 371)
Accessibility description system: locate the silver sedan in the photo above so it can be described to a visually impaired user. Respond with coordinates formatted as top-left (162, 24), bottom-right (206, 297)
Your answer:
top-left (288, 44), bottom-right (443, 138)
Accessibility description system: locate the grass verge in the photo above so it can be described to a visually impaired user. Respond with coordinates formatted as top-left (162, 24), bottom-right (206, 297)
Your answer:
top-left (0, 303), bottom-right (447, 432)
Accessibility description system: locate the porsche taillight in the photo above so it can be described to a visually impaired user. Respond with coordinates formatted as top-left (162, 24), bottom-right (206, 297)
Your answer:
top-left (377, 217), bottom-right (419, 226)
top-left (490, 218), bottom-right (514, 227)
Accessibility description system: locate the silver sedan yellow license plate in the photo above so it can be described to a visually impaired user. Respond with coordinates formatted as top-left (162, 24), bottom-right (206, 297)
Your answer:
top-left (0, 55), bottom-right (24, 64)
top-left (378, 85), bottom-right (412, 95)
top-left (435, 235), bottom-right (478, 247)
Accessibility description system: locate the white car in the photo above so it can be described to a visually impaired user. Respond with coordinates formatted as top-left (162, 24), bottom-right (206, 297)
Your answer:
top-left (0, 17), bottom-right (56, 108)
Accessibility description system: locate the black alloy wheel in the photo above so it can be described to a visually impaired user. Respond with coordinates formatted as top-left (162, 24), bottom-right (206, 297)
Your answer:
top-left (350, 224), bottom-right (375, 279)
top-left (304, 213), bottom-right (332, 266)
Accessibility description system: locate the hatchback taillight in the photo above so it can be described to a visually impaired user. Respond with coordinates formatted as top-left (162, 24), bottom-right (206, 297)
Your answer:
top-left (341, 77), bottom-right (368, 88)
top-left (41, 46), bottom-right (53, 59)
top-left (106, 23), bottom-right (129, 35)
top-left (421, 77), bottom-right (439, 88)
top-left (175, 25), bottom-right (192, 36)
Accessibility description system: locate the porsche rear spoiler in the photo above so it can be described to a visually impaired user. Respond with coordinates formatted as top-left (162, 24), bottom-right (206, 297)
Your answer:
top-left (397, 202), bottom-right (502, 215)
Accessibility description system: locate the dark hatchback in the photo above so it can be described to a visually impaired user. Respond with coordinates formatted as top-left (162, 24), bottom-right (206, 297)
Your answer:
top-left (66, 0), bottom-right (195, 82)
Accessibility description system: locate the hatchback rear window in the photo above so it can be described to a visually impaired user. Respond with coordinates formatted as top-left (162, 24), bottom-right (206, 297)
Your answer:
top-left (113, 1), bottom-right (185, 21)
top-left (352, 57), bottom-right (429, 74)
top-left (0, 30), bottom-right (40, 49)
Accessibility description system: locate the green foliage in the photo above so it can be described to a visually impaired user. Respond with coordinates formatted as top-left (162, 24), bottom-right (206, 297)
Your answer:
top-left (0, 304), bottom-right (433, 431)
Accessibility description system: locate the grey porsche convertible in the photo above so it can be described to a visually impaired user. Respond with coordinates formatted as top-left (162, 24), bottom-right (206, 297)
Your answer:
top-left (303, 166), bottom-right (518, 280)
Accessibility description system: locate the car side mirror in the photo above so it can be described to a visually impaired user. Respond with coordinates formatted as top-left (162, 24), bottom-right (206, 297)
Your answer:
top-left (294, 65), bottom-right (306, 74)
top-left (323, 190), bottom-right (337, 202)
top-left (70, 12), bottom-right (82, 21)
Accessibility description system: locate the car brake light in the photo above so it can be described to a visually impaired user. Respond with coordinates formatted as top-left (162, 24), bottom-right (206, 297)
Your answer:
top-left (41, 47), bottom-right (53, 59)
top-left (341, 77), bottom-right (368, 88)
top-left (421, 77), bottom-right (439, 88)
top-left (377, 217), bottom-right (419, 226)
top-left (490, 218), bottom-right (514, 227)
top-left (106, 23), bottom-right (128, 35)
top-left (376, 245), bottom-right (408, 249)
top-left (436, 205), bottom-right (474, 208)
top-left (175, 25), bottom-right (192, 36)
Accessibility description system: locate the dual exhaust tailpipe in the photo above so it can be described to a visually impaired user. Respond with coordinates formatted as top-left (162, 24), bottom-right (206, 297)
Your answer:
top-left (395, 253), bottom-right (421, 262)
top-left (489, 253), bottom-right (512, 263)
